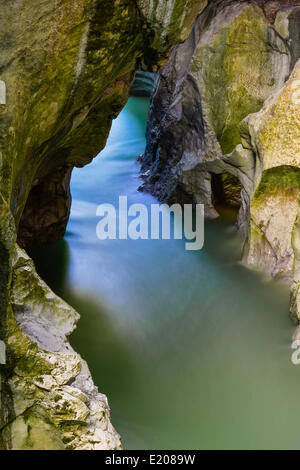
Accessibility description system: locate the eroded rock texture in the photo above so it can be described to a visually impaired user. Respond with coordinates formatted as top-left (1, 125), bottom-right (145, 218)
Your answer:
top-left (242, 61), bottom-right (300, 281)
top-left (140, 1), bottom-right (300, 318)
top-left (1, 0), bottom-right (207, 247)
top-left (4, 246), bottom-right (122, 450)
top-left (0, 0), bottom-right (206, 450)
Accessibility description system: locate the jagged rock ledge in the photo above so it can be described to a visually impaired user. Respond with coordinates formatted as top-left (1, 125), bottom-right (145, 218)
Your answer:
top-left (1, 246), bottom-right (122, 450)
top-left (139, 0), bottom-right (300, 321)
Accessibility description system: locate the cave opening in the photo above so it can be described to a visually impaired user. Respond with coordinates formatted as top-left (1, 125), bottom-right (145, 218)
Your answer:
top-left (211, 172), bottom-right (242, 222)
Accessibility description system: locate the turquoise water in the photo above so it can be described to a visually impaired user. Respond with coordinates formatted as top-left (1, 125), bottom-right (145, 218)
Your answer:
top-left (31, 97), bottom-right (300, 450)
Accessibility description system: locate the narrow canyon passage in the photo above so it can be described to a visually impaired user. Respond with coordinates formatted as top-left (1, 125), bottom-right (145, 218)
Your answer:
top-left (31, 97), bottom-right (300, 450)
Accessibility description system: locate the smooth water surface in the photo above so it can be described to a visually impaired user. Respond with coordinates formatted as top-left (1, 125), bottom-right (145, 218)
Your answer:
top-left (31, 97), bottom-right (300, 450)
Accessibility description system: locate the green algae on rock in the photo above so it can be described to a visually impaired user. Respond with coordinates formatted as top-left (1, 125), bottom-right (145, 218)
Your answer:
top-left (291, 203), bottom-right (300, 323)
top-left (136, 0), bottom-right (208, 48)
top-left (0, 0), bottom-right (205, 250)
top-left (190, 3), bottom-right (290, 154)
top-left (140, 1), bottom-right (290, 211)
top-left (2, 246), bottom-right (122, 450)
top-left (139, 2), bottom-right (300, 323)
top-left (0, 0), bottom-right (204, 450)
top-left (241, 59), bottom-right (300, 305)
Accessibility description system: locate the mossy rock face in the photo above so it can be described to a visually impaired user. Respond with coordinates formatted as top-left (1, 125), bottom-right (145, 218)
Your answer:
top-left (245, 59), bottom-right (300, 177)
top-left (6, 406), bottom-right (65, 451)
top-left (0, 0), bottom-right (201, 450)
top-left (1, 246), bottom-right (122, 450)
top-left (246, 166), bottom-right (300, 279)
top-left (140, 3), bottom-right (300, 325)
top-left (141, 2), bottom-right (290, 210)
top-left (243, 61), bottom-right (300, 285)
top-left (136, 0), bottom-right (208, 49)
top-left (1, 0), bottom-right (142, 225)
top-left (0, 0), bottom-right (200, 234)
top-left (191, 3), bottom-right (289, 154)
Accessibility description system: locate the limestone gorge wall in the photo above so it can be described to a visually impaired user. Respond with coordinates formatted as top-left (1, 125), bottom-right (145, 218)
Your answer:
top-left (140, 1), bottom-right (300, 320)
top-left (0, 0), bottom-right (207, 450)
top-left (1, 0), bottom-right (300, 451)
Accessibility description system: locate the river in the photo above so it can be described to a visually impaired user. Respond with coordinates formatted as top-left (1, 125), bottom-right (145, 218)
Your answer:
top-left (30, 97), bottom-right (300, 450)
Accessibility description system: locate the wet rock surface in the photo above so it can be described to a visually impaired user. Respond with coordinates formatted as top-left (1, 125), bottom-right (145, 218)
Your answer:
top-left (140, 0), bottom-right (300, 321)
top-left (4, 246), bottom-right (122, 450)
top-left (0, 0), bottom-right (206, 450)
